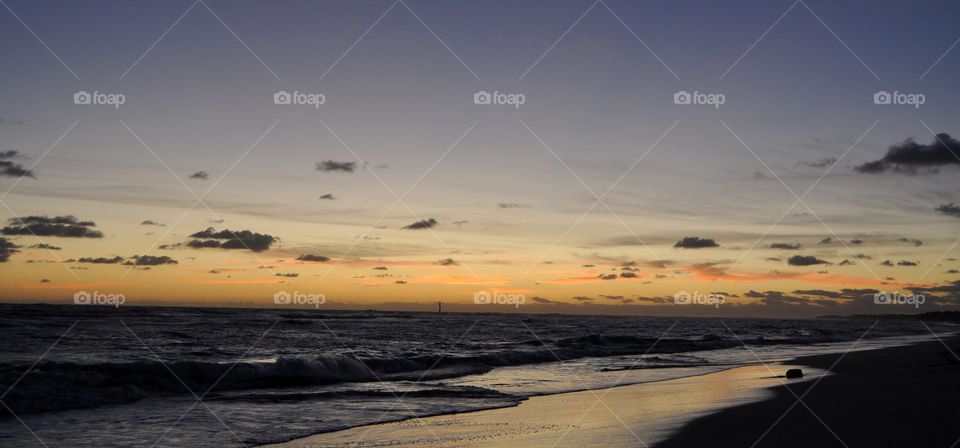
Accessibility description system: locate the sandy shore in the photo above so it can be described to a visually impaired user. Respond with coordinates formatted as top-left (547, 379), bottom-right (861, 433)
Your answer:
top-left (263, 335), bottom-right (960, 448)
top-left (263, 363), bottom-right (825, 448)
top-left (655, 334), bottom-right (960, 448)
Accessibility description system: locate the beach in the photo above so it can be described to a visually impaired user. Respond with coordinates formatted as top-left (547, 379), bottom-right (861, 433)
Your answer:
top-left (266, 334), bottom-right (960, 448)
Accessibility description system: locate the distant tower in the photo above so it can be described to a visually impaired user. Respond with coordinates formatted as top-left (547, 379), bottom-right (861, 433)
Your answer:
top-left (438, 301), bottom-right (442, 313)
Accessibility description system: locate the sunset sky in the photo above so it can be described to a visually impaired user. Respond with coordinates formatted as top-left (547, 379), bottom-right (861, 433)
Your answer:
top-left (2, 0), bottom-right (960, 316)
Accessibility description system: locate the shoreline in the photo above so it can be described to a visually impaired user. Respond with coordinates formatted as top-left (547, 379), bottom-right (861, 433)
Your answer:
top-left (655, 334), bottom-right (960, 447)
top-left (261, 335), bottom-right (953, 447)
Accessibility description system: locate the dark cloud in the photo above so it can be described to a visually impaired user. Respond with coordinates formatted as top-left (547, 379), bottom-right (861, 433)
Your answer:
top-left (0, 237), bottom-right (20, 262)
top-left (275, 273), bottom-right (298, 277)
top-left (619, 272), bottom-right (638, 278)
top-left (598, 274), bottom-right (618, 280)
top-left (770, 243), bottom-right (800, 250)
top-left (2, 216), bottom-right (103, 238)
top-left (141, 220), bottom-right (165, 226)
top-left (498, 202), bottom-right (530, 209)
top-left (572, 296), bottom-right (594, 303)
top-left (435, 258), bottom-right (458, 266)
top-left (673, 237), bottom-right (718, 248)
top-left (900, 238), bottom-right (923, 247)
top-left (0, 150), bottom-right (34, 178)
top-left (372, 266), bottom-right (388, 270)
top-left (319, 194), bottom-right (336, 200)
top-left (838, 259), bottom-right (853, 265)
top-left (787, 255), bottom-right (828, 266)
top-left (77, 256), bottom-right (124, 264)
top-left (897, 260), bottom-right (918, 266)
top-left (403, 218), bottom-right (437, 230)
top-left (187, 227), bottom-right (277, 252)
top-left (316, 160), bottom-right (358, 173)
top-left (531, 296), bottom-right (559, 304)
top-left (395, 280), bottom-right (407, 284)
top-left (850, 239), bottom-right (863, 245)
top-left (855, 134), bottom-right (960, 174)
top-left (125, 255), bottom-right (177, 266)
top-left (189, 171), bottom-right (209, 180)
top-left (296, 254), bottom-right (330, 262)
top-left (936, 203), bottom-right (960, 217)
top-left (794, 289), bottom-right (844, 298)
top-left (819, 237), bottom-right (833, 244)
top-left (29, 243), bottom-right (61, 250)
top-left (880, 260), bottom-right (894, 266)
top-left (797, 158), bottom-right (837, 169)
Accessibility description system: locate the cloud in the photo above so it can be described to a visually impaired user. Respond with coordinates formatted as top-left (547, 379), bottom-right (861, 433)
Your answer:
top-left (0, 237), bottom-right (20, 262)
top-left (855, 133), bottom-right (960, 174)
top-left (372, 266), bottom-right (388, 270)
top-left (0, 150), bottom-right (34, 178)
top-left (936, 203), bottom-right (960, 217)
top-left (531, 296), bottom-right (559, 304)
top-left (189, 171), bottom-right (209, 180)
top-left (29, 243), bottom-right (61, 250)
top-left (900, 238), bottom-right (923, 247)
top-left (77, 256), bottom-right (124, 264)
top-left (598, 273), bottom-right (618, 280)
top-left (770, 243), bottom-right (800, 250)
top-left (141, 220), bottom-right (165, 226)
top-left (316, 160), bottom-right (358, 173)
top-left (296, 254), bottom-right (330, 262)
top-left (2, 216), bottom-right (103, 238)
top-left (897, 260), bottom-right (918, 266)
top-left (498, 202), bottom-right (530, 209)
top-left (619, 271), bottom-right (638, 278)
top-left (275, 273), bottom-right (298, 277)
top-left (797, 158), bottom-right (837, 168)
top-left (880, 260), bottom-right (894, 266)
top-left (395, 280), bottom-right (407, 284)
top-left (319, 194), bottom-right (336, 200)
top-left (403, 218), bottom-right (437, 230)
top-left (435, 258), bottom-right (458, 266)
top-left (819, 237), bottom-right (833, 244)
top-left (572, 296), bottom-right (594, 303)
top-left (125, 255), bottom-right (177, 266)
top-left (187, 227), bottom-right (277, 252)
top-left (673, 237), bottom-right (719, 248)
top-left (787, 255), bottom-right (828, 266)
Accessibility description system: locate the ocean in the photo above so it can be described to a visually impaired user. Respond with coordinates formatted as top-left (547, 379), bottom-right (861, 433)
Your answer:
top-left (0, 304), bottom-right (951, 447)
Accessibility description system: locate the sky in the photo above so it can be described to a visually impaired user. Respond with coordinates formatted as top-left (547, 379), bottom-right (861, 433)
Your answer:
top-left (1, 0), bottom-right (960, 317)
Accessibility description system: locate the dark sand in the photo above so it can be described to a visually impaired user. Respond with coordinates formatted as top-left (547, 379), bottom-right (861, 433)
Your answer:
top-left (656, 335), bottom-right (960, 448)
